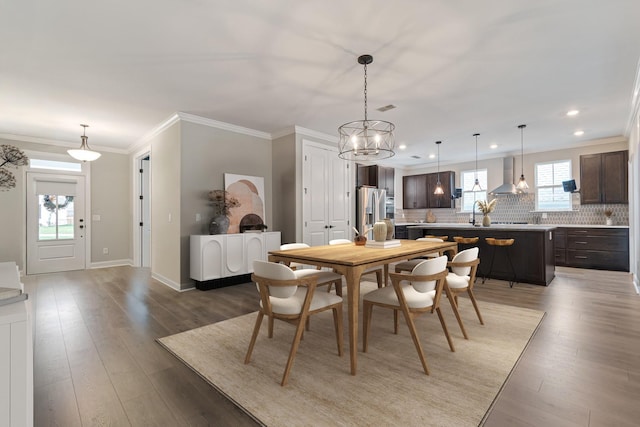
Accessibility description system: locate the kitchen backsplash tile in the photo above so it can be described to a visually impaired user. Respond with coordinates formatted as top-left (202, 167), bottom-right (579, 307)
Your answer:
top-left (396, 193), bottom-right (629, 226)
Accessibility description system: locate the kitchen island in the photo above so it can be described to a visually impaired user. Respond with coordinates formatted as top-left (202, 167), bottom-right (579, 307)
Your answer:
top-left (407, 223), bottom-right (556, 285)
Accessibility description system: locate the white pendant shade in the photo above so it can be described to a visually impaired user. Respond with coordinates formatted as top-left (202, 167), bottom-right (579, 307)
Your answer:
top-left (68, 124), bottom-right (101, 162)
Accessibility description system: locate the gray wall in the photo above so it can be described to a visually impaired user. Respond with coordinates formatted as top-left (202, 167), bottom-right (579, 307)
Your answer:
top-left (149, 122), bottom-right (182, 288)
top-left (272, 133), bottom-right (296, 243)
top-left (0, 137), bottom-right (130, 271)
top-left (178, 121), bottom-right (273, 287)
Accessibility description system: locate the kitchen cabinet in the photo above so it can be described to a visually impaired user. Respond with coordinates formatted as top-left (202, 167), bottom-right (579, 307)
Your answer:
top-left (394, 225), bottom-right (408, 239)
top-left (580, 150), bottom-right (628, 204)
top-left (408, 226), bottom-right (556, 285)
top-left (403, 171), bottom-right (455, 209)
top-left (356, 165), bottom-right (395, 196)
top-left (427, 171), bottom-right (455, 208)
top-left (555, 227), bottom-right (629, 271)
top-left (403, 174), bottom-right (428, 209)
top-left (553, 228), bottom-right (567, 266)
top-left (190, 232), bottom-right (281, 289)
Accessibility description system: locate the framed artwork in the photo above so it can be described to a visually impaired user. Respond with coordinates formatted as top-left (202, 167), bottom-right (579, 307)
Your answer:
top-left (224, 173), bottom-right (265, 234)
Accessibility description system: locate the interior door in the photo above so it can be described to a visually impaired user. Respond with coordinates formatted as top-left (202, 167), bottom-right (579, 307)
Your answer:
top-left (302, 142), bottom-right (351, 245)
top-left (26, 173), bottom-right (86, 274)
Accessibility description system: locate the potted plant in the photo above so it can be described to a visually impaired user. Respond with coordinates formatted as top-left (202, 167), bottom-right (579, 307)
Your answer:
top-left (208, 190), bottom-right (240, 234)
top-left (604, 209), bottom-right (614, 226)
top-left (476, 199), bottom-right (497, 227)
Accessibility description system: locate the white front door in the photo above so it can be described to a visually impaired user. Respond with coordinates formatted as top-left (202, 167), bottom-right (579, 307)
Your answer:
top-left (26, 172), bottom-right (86, 274)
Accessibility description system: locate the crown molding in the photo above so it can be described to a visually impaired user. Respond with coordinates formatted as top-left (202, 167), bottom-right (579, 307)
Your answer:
top-left (288, 125), bottom-right (338, 143)
top-left (177, 112), bottom-right (271, 140)
top-left (0, 133), bottom-right (128, 154)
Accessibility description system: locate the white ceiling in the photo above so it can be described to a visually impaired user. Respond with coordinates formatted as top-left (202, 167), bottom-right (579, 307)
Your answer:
top-left (2, 0), bottom-right (640, 167)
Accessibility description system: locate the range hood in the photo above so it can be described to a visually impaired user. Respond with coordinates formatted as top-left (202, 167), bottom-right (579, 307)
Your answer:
top-left (489, 157), bottom-right (519, 195)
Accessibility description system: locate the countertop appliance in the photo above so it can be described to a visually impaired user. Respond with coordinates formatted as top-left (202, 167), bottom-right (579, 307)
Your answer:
top-left (356, 186), bottom-right (387, 240)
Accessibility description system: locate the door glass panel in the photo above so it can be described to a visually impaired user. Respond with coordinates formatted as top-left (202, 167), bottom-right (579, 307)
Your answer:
top-left (38, 194), bottom-right (74, 240)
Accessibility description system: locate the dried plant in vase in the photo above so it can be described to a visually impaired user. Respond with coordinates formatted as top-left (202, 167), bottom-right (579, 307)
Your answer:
top-left (476, 199), bottom-right (497, 227)
top-left (208, 190), bottom-right (241, 234)
top-left (604, 209), bottom-right (614, 225)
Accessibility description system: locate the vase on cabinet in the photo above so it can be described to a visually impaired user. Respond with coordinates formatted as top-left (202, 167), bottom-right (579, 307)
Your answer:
top-left (209, 215), bottom-right (230, 234)
top-left (482, 214), bottom-right (491, 227)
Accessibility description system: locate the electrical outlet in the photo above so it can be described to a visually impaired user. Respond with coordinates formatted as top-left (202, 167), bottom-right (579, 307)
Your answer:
top-left (196, 213), bottom-right (201, 222)
top-left (103, 248), bottom-right (109, 254)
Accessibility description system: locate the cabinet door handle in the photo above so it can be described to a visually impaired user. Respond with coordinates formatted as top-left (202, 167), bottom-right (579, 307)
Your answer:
top-left (574, 230), bottom-right (588, 233)
top-left (575, 256), bottom-right (588, 259)
top-left (575, 241), bottom-right (588, 244)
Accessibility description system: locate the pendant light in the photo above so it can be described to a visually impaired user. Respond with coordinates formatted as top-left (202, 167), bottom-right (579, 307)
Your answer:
top-left (434, 141), bottom-right (444, 195)
top-left (516, 124), bottom-right (529, 191)
top-left (471, 133), bottom-right (482, 191)
top-left (68, 124), bottom-right (101, 162)
top-left (338, 54), bottom-right (395, 160)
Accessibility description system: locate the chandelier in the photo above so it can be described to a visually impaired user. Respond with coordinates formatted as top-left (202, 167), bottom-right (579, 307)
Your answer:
top-left (68, 124), bottom-right (101, 162)
top-left (434, 141), bottom-right (444, 194)
top-left (338, 55), bottom-right (395, 160)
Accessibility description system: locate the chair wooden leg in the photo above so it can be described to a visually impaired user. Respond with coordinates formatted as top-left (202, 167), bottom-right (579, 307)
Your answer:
top-left (268, 316), bottom-right (274, 338)
top-left (281, 315), bottom-right (307, 386)
top-left (305, 317), bottom-right (310, 331)
top-left (332, 305), bottom-right (343, 356)
top-left (393, 309), bottom-right (399, 334)
top-left (244, 311), bottom-right (264, 364)
top-left (445, 287), bottom-right (468, 339)
top-left (363, 302), bottom-right (373, 352)
top-left (435, 307), bottom-right (455, 352)
top-left (334, 279), bottom-right (342, 297)
top-left (467, 289), bottom-right (484, 325)
top-left (400, 308), bottom-right (429, 375)
top-left (375, 270), bottom-right (383, 288)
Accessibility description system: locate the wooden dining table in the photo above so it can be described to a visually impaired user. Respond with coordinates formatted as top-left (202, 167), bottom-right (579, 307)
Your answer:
top-left (268, 239), bottom-right (458, 375)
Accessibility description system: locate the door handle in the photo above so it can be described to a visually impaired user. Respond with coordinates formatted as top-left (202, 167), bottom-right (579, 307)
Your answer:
top-left (329, 225), bottom-right (334, 228)
top-left (79, 225), bottom-right (84, 229)
top-left (324, 225), bottom-right (329, 229)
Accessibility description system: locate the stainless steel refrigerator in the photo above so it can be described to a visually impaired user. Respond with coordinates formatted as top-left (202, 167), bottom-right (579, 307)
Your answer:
top-left (356, 186), bottom-right (387, 240)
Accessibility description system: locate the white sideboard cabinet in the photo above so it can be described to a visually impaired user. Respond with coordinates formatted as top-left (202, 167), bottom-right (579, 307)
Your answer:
top-left (190, 232), bottom-right (281, 288)
top-left (0, 262), bottom-right (33, 427)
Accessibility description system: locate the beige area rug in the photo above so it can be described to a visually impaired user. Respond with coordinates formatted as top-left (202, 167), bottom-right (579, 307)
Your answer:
top-left (158, 282), bottom-right (544, 427)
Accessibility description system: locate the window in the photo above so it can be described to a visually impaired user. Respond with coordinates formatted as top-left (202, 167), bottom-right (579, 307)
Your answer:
top-left (30, 158), bottom-right (82, 172)
top-left (461, 169), bottom-right (487, 212)
top-left (535, 160), bottom-right (571, 211)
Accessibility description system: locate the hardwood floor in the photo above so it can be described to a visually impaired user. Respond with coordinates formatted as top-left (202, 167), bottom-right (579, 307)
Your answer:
top-left (25, 266), bottom-right (639, 426)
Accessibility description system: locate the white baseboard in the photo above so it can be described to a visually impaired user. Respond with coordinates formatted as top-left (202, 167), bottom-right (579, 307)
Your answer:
top-left (151, 272), bottom-right (195, 292)
top-left (90, 259), bottom-right (133, 269)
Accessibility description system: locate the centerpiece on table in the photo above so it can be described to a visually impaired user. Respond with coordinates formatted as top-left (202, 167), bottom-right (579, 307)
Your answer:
top-left (208, 190), bottom-right (240, 234)
top-left (476, 199), bottom-right (497, 227)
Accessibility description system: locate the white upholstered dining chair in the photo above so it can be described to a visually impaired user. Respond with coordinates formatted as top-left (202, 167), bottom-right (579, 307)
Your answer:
top-left (394, 237), bottom-right (444, 273)
top-left (279, 243), bottom-right (344, 296)
top-left (244, 260), bottom-right (344, 386)
top-left (328, 239), bottom-right (384, 289)
top-left (444, 247), bottom-right (482, 340)
top-left (362, 256), bottom-right (454, 375)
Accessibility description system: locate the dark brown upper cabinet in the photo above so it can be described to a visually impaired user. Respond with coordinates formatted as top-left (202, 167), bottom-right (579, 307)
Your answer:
top-left (403, 174), bottom-right (428, 209)
top-left (427, 171), bottom-right (455, 208)
top-left (356, 164), bottom-right (395, 196)
top-left (580, 150), bottom-right (628, 204)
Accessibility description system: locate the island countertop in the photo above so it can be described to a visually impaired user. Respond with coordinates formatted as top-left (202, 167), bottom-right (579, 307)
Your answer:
top-left (405, 223), bottom-right (557, 231)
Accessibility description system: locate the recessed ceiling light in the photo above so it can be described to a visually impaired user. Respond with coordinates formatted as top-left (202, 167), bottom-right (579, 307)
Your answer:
top-left (428, 154), bottom-right (435, 159)
top-left (574, 130), bottom-right (584, 136)
top-left (567, 110), bottom-right (579, 116)
top-left (398, 144), bottom-right (407, 150)
top-left (490, 144), bottom-right (498, 149)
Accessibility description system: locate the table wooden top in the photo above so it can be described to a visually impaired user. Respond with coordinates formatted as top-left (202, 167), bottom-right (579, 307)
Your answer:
top-left (268, 240), bottom-right (457, 268)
